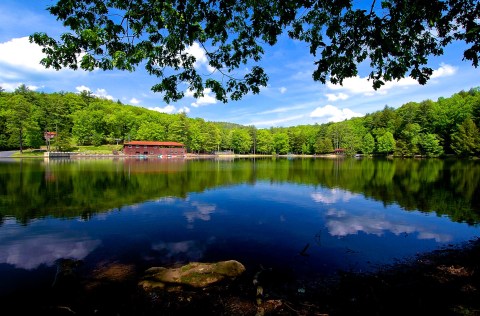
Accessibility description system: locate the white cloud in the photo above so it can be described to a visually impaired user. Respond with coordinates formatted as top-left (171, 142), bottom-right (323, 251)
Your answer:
top-left (148, 105), bottom-right (190, 114)
top-left (75, 86), bottom-right (114, 100)
top-left (178, 106), bottom-right (190, 114)
top-left (250, 114), bottom-right (305, 127)
top-left (184, 42), bottom-right (216, 72)
top-left (0, 37), bottom-right (88, 92)
top-left (310, 104), bottom-right (363, 122)
top-left (0, 82), bottom-right (39, 92)
top-left (150, 105), bottom-right (176, 114)
top-left (325, 92), bottom-right (349, 101)
top-left (184, 42), bottom-right (207, 67)
top-left (327, 76), bottom-right (389, 95)
top-left (257, 103), bottom-right (313, 115)
top-left (0, 37), bottom-right (50, 72)
top-left (186, 88), bottom-right (217, 107)
top-left (93, 88), bottom-right (114, 100)
top-left (291, 70), bottom-right (312, 81)
top-left (327, 63), bottom-right (458, 96)
top-left (75, 85), bottom-right (91, 92)
top-left (129, 97), bottom-right (141, 105)
top-left (0, 38), bottom-right (73, 90)
top-left (0, 69), bottom-right (23, 81)
top-left (0, 82), bottom-right (20, 91)
top-left (279, 87), bottom-right (287, 94)
top-left (258, 106), bottom-right (297, 115)
top-left (431, 63), bottom-right (457, 79)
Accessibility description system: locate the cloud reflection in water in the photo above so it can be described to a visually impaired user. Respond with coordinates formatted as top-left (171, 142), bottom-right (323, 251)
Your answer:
top-left (311, 188), bottom-right (359, 204)
top-left (0, 221), bottom-right (101, 270)
top-left (325, 208), bottom-right (452, 242)
top-left (311, 189), bottom-right (452, 242)
top-left (151, 238), bottom-right (215, 262)
top-left (183, 202), bottom-right (217, 224)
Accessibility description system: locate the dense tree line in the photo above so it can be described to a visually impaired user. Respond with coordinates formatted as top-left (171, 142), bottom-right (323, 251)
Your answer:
top-left (0, 85), bottom-right (479, 156)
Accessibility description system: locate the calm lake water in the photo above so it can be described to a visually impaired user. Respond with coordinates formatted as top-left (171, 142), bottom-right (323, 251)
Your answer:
top-left (0, 157), bottom-right (479, 310)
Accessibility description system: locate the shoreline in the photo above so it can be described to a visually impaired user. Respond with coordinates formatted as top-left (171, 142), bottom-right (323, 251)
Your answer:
top-left (3, 152), bottom-right (477, 160)
top-left (3, 152), bottom-right (347, 159)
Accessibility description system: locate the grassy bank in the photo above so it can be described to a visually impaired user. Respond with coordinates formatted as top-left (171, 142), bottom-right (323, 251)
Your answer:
top-left (11, 149), bottom-right (45, 157)
top-left (10, 145), bottom-right (124, 157)
top-left (72, 144), bottom-right (123, 155)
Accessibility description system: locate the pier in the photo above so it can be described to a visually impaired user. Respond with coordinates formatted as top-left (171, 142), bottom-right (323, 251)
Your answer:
top-left (44, 152), bottom-right (76, 158)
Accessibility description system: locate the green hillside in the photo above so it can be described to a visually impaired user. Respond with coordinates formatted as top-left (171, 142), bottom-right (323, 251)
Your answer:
top-left (0, 85), bottom-right (479, 157)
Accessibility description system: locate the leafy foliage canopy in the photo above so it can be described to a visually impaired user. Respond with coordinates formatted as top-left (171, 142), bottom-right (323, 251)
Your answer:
top-left (30, 0), bottom-right (480, 103)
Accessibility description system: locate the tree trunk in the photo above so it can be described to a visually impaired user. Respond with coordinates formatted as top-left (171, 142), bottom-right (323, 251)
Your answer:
top-left (19, 127), bottom-right (23, 154)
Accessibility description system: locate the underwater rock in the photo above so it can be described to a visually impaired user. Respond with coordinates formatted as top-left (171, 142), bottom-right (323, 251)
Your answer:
top-left (52, 258), bottom-right (82, 290)
top-left (84, 262), bottom-right (137, 291)
top-left (139, 260), bottom-right (246, 290)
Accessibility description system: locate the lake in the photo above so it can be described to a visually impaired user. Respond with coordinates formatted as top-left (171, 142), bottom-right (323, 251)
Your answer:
top-left (0, 157), bottom-right (479, 313)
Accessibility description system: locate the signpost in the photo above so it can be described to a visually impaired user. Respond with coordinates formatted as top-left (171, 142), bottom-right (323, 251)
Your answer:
top-left (44, 131), bottom-right (56, 151)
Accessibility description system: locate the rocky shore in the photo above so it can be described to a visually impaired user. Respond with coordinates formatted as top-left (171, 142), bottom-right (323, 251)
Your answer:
top-left (3, 238), bottom-right (479, 315)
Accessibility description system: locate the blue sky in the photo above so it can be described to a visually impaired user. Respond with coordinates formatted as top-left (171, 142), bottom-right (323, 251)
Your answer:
top-left (1, 0), bottom-right (479, 128)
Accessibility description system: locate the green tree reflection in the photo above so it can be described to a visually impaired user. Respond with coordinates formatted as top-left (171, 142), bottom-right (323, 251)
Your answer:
top-left (0, 158), bottom-right (478, 225)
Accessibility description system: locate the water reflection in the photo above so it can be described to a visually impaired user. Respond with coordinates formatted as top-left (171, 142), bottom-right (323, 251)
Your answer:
top-left (1, 158), bottom-right (479, 224)
top-left (0, 158), bottom-right (479, 305)
top-left (309, 186), bottom-right (456, 242)
top-left (184, 202), bottom-right (217, 224)
top-left (151, 239), bottom-right (215, 263)
top-left (311, 188), bottom-right (359, 204)
top-left (0, 218), bottom-right (100, 270)
top-left (324, 208), bottom-right (452, 242)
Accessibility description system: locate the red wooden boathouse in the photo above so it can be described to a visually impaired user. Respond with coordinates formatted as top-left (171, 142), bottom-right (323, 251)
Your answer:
top-left (123, 141), bottom-right (186, 156)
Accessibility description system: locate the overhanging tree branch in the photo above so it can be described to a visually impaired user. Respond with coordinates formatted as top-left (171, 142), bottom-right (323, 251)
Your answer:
top-left (30, 0), bottom-right (480, 103)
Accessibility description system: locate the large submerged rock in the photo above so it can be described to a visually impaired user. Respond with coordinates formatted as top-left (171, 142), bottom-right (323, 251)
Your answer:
top-left (139, 260), bottom-right (246, 290)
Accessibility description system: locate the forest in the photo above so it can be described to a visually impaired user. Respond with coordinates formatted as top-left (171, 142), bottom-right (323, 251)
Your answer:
top-left (0, 85), bottom-right (479, 157)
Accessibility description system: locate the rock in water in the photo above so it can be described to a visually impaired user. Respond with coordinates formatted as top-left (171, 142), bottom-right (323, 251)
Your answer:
top-left (52, 258), bottom-right (82, 289)
top-left (139, 260), bottom-right (246, 290)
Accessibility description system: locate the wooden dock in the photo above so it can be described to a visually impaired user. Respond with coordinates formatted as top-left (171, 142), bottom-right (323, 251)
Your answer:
top-left (44, 152), bottom-right (76, 158)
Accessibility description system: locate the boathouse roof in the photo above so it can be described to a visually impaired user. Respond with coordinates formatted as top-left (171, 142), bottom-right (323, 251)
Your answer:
top-left (124, 141), bottom-right (185, 147)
